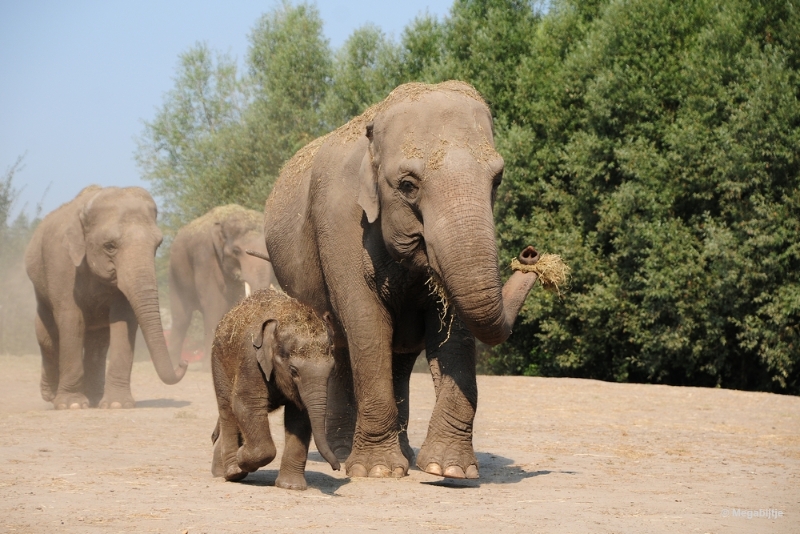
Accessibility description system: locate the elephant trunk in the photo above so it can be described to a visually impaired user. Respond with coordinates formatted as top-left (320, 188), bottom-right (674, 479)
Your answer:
top-left (298, 379), bottom-right (340, 471)
top-left (118, 262), bottom-right (188, 385)
top-left (427, 202), bottom-right (540, 347)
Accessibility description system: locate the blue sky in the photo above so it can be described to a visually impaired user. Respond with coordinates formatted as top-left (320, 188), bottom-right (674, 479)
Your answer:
top-left (0, 0), bottom-right (452, 220)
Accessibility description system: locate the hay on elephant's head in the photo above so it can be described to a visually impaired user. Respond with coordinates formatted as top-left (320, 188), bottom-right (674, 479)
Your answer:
top-left (183, 204), bottom-right (263, 236)
top-left (215, 288), bottom-right (330, 361)
top-left (511, 253), bottom-right (570, 296)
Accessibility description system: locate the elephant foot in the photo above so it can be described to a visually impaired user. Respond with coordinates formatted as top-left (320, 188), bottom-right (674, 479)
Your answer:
top-left (224, 465), bottom-right (247, 482)
top-left (333, 445), bottom-right (351, 462)
top-left (345, 432), bottom-right (408, 478)
top-left (53, 392), bottom-right (89, 410)
top-left (98, 391), bottom-right (136, 409)
top-left (416, 438), bottom-right (479, 479)
top-left (40, 383), bottom-right (56, 403)
top-left (276, 471), bottom-right (307, 491)
top-left (236, 443), bottom-right (276, 473)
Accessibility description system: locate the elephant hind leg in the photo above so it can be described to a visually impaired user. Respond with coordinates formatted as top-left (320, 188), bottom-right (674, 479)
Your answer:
top-left (393, 351), bottom-right (421, 465)
top-left (83, 327), bottom-right (109, 407)
top-left (326, 344), bottom-right (356, 461)
top-left (35, 310), bottom-right (59, 402)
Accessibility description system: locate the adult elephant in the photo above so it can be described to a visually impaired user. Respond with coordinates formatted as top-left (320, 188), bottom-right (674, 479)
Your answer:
top-left (167, 205), bottom-right (277, 370)
top-left (25, 186), bottom-right (187, 410)
top-left (264, 81), bottom-right (541, 479)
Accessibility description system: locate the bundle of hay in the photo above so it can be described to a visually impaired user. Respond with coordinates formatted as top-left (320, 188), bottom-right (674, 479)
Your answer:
top-left (511, 253), bottom-right (570, 296)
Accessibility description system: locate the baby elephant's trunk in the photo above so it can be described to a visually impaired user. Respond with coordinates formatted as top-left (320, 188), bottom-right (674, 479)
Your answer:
top-left (300, 380), bottom-right (341, 471)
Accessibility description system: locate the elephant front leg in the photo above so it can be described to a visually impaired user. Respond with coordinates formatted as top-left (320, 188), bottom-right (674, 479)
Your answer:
top-left (342, 312), bottom-right (408, 478)
top-left (52, 311), bottom-right (90, 410)
top-left (276, 403), bottom-right (312, 490)
top-left (99, 296), bottom-right (137, 409)
top-left (35, 308), bottom-right (59, 402)
top-left (417, 309), bottom-right (480, 479)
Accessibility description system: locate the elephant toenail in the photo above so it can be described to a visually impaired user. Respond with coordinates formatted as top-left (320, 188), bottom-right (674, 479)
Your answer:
top-left (425, 463), bottom-right (444, 476)
top-left (368, 465), bottom-right (391, 478)
top-left (465, 465), bottom-right (480, 479)
top-left (348, 464), bottom-right (368, 477)
top-left (392, 467), bottom-right (406, 478)
top-left (110, 401), bottom-right (122, 409)
top-left (443, 465), bottom-right (466, 479)
top-left (69, 403), bottom-right (81, 410)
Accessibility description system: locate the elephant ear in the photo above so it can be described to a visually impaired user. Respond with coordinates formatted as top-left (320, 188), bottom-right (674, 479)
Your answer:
top-left (254, 319), bottom-right (278, 379)
top-left (357, 122), bottom-right (379, 224)
top-left (65, 211), bottom-right (87, 267)
top-left (211, 221), bottom-right (225, 265)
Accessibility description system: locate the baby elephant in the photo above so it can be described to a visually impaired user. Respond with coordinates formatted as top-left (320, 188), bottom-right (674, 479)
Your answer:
top-left (211, 288), bottom-right (340, 489)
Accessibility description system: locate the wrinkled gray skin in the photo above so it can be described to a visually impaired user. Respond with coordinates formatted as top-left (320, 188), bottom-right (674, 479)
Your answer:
top-left (264, 81), bottom-right (541, 479)
top-left (168, 205), bottom-right (277, 370)
top-left (25, 186), bottom-right (187, 410)
top-left (211, 289), bottom-right (340, 490)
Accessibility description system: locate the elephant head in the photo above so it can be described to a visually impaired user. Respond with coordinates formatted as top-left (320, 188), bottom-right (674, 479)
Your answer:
top-left (254, 313), bottom-right (340, 471)
top-left (211, 207), bottom-right (275, 297)
top-left (65, 186), bottom-right (187, 384)
top-left (357, 81), bottom-right (528, 346)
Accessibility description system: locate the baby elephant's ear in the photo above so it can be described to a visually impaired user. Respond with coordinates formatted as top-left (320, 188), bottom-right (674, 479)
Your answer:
top-left (254, 319), bottom-right (278, 378)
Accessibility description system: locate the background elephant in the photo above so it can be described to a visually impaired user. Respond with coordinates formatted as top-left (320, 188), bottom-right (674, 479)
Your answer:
top-left (24, 185), bottom-right (187, 410)
top-left (211, 288), bottom-right (340, 489)
top-left (167, 205), bottom-right (277, 369)
top-left (264, 81), bottom-right (541, 479)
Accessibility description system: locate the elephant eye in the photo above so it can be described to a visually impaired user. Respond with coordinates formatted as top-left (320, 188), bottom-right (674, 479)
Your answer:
top-left (232, 246), bottom-right (242, 256)
top-left (398, 178), bottom-right (419, 200)
top-left (289, 365), bottom-right (299, 378)
top-left (103, 242), bottom-right (117, 253)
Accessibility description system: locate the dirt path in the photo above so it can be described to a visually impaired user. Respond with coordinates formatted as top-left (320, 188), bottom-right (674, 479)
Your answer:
top-left (0, 353), bottom-right (797, 533)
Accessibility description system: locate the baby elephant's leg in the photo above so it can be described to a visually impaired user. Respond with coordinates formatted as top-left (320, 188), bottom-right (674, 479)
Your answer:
top-left (231, 357), bottom-right (276, 473)
top-left (214, 415), bottom-right (247, 481)
top-left (276, 402), bottom-right (311, 490)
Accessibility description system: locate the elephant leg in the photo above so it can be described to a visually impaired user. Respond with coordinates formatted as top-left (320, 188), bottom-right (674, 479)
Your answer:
top-left (216, 413), bottom-right (247, 482)
top-left (35, 307), bottom-right (59, 402)
top-left (417, 308), bottom-right (480, 479)
top-left (83, 327), bottom-right (109, 407)
top-left (276, 402), bottom-right (311, 490)
top-left (393, 351), bottom-right (420, 465)
top-left (52, 311), bottom-right (89, 410)
top-left (99, 295), bottom-right (137, 409)
top-left (338, 300), bottom-right (407, 479)
top-left (326, 344), bottom-right (356, 461)
top-left (231, 356), bottom-right (276, 473)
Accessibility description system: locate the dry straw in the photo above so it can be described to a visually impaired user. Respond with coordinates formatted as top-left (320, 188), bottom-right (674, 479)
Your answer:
top-left (511, 253), bottom-right (570, 296)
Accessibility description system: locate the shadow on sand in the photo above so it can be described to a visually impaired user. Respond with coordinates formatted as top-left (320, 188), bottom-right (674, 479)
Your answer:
top-left (417, 451), bottom-right (578, 488)
top-left (239, 467), bottom-right (350, 496)
top-left (135, 398), bottom-right (192, 409)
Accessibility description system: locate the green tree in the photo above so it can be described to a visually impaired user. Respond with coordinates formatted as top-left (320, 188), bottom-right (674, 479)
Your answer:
top-left (323, 24), bottom-right (402, 127)
top-left (491, 0), bottom-right (800, 393)
top-left (135, 43), bottom-right (250, 230)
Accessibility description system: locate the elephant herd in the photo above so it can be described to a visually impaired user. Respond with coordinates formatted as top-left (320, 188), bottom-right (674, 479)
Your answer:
top-left (24, 80), bottom-right (543, 486)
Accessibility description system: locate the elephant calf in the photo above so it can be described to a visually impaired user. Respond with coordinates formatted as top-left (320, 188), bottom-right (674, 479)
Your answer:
top-left (211, 289), bottom-right (340, 489)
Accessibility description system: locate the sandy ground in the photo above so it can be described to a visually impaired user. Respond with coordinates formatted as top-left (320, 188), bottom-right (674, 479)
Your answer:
top-left (0, 353), bottom-right (797, 533)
